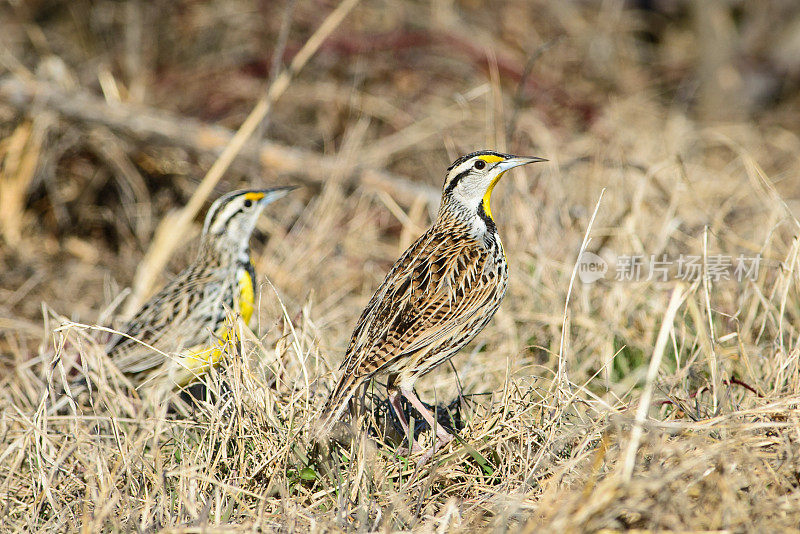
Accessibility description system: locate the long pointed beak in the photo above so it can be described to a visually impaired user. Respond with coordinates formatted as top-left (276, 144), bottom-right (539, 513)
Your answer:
top-left (260, 185), bottom-right (299, 205)
top-left (495, 156), bottom-right (547, 173)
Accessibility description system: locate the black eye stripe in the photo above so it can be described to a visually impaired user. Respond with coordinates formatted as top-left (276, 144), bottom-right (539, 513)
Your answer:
top-left (229, 207), bottom-right (244, 221)
top-left (444, 168), bottom-right (471, 196)
top-left (210, 206), bottom-right (245, 232)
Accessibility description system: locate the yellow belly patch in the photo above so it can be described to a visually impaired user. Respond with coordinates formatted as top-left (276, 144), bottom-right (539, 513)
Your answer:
top-left (169, 323), bottom-right (240, 387)
top-left (167, 267), bottom-right (256, 388)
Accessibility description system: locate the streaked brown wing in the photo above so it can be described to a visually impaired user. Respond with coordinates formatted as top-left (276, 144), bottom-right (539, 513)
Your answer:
top-left (341, 230), bottom-right (497, 379)
top-left (107, 266), bottom-right (222, 374)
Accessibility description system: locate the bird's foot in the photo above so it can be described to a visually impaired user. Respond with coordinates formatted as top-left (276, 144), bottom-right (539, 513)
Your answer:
top-left (397, 439), bottom-right (425, 456)
top-left (416, 432), bottom-right (454, 468)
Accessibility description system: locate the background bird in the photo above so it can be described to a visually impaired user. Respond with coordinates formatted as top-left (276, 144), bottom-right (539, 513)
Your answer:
top-left (102, 187), bottom-right (295, 391)
top-left (318, 150), bottom-right (545, 460)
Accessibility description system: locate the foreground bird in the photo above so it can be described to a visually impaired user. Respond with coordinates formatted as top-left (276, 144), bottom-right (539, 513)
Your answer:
top-left (319, 150), bottom-right (545, 459)
top-left (104, 187), bottom-right (295, 390)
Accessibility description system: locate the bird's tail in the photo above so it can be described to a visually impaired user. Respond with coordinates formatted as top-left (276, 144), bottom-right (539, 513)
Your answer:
top-left (315, 374), bottom-right (361, 440)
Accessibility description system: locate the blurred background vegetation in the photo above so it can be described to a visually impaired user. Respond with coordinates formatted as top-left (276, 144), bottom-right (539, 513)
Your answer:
top-left (2, 0), bottom-right (800, 325)
top-left (3, 1), bottom-right (800, 531)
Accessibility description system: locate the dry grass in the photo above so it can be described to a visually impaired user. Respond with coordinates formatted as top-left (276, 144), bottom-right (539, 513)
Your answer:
top-left (3, 0), bottom-right (800, 531)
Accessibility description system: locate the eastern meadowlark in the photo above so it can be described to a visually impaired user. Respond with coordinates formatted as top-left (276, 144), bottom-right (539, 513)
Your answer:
top-left (319, 150), bottom-right (545, 459)
top-left (104, 187), bottom-right (295, 390)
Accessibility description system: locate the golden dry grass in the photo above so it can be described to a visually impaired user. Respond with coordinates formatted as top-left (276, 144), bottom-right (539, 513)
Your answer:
top-left (3, 0), bottom-right (800, 532)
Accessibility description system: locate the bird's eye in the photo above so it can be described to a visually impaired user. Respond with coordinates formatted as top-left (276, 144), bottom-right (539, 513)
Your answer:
top-left (474, 160), bottom-right (486, 170)
top-left (243, 199), bottom-right (253, 208)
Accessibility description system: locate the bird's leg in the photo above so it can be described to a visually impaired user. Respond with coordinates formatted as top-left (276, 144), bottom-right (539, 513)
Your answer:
top-left (388, 389), bottom-right (409, 434)
top-left (387, 375), bottom-right (422, 454)
top-left (400, 386), bottom-right (454, 466)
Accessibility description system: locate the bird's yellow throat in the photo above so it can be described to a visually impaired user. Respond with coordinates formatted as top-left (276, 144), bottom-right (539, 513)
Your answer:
top-left (482, 171), bottom-right (507, 221)
top-left (476, 154), bottom-right (507, 220)
top-left (238, 268), bottom-right (255, 326)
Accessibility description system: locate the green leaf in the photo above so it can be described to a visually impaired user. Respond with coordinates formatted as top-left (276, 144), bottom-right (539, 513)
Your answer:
top-left (460, 440), bottom-right (494, 476)
top-left (299, 467), bottom-right (318, 481)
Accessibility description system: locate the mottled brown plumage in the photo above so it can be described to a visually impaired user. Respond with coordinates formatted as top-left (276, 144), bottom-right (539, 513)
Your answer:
top-left (319, 150), bottom-right (545, 460)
